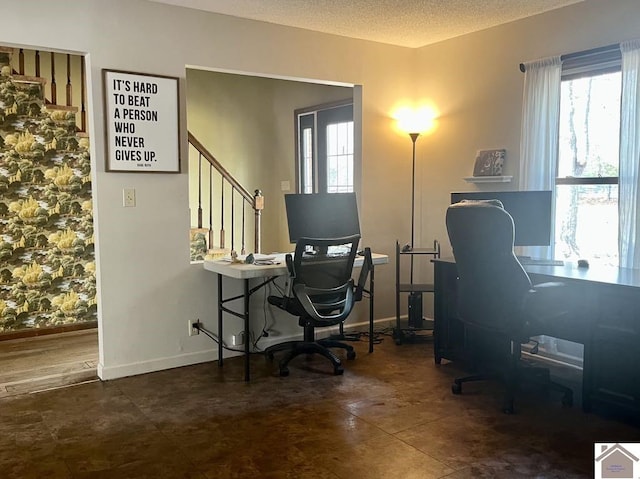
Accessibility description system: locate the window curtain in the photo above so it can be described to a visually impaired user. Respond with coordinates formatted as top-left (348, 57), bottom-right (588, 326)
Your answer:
top-left (518, 57), bottom-right (562, 260)
top-left (519, 57), bottom-right (578, 366)
top-left (619, 40), bottom-right (640, 270)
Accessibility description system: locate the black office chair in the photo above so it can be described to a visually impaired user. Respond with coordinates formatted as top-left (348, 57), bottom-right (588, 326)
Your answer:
top-left (445, 200), bottom-right (574, 413)
top-left (265, 235), bottom-right (360, 376)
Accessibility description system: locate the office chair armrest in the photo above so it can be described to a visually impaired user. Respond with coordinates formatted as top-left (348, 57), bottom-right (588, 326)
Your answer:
top-left (526, 282), bottom-right (589, 342)
top-left (354, 247), bottom-right (372, 302)
top-left (522, 281), bottom-right (571, 333)
top-left (280, 253), bottom-right (295, 304)
top-left (293, 280), bottom-right (355, 323)
top-left (285, 253), bottom-right (295, 276)
top-left (527, 281), bottom-right (566, 305)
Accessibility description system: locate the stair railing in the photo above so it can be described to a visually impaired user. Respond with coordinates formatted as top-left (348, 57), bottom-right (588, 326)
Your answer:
top-left (188, 131), bottom-right (263, 255)
top-left (9, 47), bottom-right (87, 133)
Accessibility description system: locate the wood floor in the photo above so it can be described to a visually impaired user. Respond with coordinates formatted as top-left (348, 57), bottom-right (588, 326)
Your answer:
top-left (0, 329), bottom-right (98, 398)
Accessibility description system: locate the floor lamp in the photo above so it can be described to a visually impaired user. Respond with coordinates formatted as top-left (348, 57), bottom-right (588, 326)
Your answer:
top-left (396, 107), bottom-right (436, 333)
top-left (396, 106), bottom-right (435, 281)
top-left (408, 132), bottom-right (419, 283)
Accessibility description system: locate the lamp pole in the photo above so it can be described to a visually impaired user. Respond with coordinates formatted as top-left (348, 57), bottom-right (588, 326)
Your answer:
top-left (409, 132), bottom-right (419, 283)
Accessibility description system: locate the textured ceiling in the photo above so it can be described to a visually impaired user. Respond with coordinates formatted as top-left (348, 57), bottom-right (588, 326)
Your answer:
top-left (147, 0), bottom-right (583, 48)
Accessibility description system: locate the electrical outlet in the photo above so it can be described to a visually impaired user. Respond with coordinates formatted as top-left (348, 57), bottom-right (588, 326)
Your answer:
top-left (231, 332), bottom-right (244, 346)
top-left (123, 188), bottom-right (136, 207)
top-left (189, 319), bottom-right (200, 337)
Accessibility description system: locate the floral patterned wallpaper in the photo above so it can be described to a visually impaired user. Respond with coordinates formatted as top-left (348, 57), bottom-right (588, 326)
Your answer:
top-left (0, 49), bottom-right (96, 333)
top-left (190, 229), bottom-right (207, 262)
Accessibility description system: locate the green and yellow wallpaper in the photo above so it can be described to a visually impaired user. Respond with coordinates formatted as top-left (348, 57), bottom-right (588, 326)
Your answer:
top-left (0, 50), bottom-right (96, 334)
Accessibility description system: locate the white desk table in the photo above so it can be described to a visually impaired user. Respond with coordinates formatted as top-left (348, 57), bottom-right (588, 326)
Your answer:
top-left (204, 251), bottom-right (388, 381)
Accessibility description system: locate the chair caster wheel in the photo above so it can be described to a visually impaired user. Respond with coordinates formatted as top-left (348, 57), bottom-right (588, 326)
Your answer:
top-left (279, 367), bottom-right (289, 377)
top-left (334, 366), bottom-right (344, 375)
top-left (451, 382), bottom-right (462, 395)
top-left (347, 350), bottom-right (356, 360)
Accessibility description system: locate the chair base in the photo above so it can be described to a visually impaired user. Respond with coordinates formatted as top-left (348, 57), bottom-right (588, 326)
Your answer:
top-left (452, 364), bottom-right (573, 414)
top-left (265, 338), bottom-right (356, 376)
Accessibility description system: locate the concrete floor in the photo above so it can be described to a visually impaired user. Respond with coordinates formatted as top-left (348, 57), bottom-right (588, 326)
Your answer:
top-left (1, 332), bottom-right (638, 478)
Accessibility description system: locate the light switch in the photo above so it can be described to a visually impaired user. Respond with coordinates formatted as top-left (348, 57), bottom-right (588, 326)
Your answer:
top-left (281, 180), bottom-right (290, 191)
top-left (123, 188), bottom-right (136, 207)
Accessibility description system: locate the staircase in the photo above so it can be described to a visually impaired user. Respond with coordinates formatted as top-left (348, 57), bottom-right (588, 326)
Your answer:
top-left (2, 47), bottom-right (87, 133)
top-left (188, 132), bottom-right (264, 261)
top-left (0, 46), bottom-right (95, 335)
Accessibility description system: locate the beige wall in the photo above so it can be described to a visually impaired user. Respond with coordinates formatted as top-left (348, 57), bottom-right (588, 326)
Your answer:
top-left (3, 0), bottom-right (640, 379)
top-left (412, 0), bottom-right (640, 261)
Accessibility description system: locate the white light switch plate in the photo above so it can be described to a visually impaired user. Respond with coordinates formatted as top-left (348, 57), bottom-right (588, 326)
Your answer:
top-left (123, 188), bottom-right (136, 207)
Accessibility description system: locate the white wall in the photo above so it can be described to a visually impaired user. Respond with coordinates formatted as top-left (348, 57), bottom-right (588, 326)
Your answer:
top-left (3, 0), bottom-right (640, 380)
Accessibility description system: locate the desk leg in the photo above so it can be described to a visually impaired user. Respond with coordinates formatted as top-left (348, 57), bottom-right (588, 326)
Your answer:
top-left (369, 264), bottom-right (375, 354)
top-left (218, 273), bottom-right (224, 368)
top-left (243, 279), bottom-right (250, 382)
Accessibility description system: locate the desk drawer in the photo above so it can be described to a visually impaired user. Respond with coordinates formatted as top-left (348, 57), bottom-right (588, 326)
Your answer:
top-left (586, 286), bottom-right (640, 413)
top-left (595, 287), bottom-right (640, 337)
top-left (588, 340), bottom-right (640, 411)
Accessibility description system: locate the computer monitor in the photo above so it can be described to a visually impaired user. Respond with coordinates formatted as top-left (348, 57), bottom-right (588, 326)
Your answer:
top-left (285, 193), bottom-right (361, 244)
top-left (450, 190), bottom-right (552, 247)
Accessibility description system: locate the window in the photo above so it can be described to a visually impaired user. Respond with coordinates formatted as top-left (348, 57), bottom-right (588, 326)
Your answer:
top-left (296, 101), bottom-right (354, 194)
top-left (555, 49), bottom-right (621, 266)
top-left (325, 121), bottom-right (354, 193)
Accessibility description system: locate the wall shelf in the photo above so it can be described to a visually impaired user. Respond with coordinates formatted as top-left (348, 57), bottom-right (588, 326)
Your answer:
top-left (463, 175), bottom-right (513, 183)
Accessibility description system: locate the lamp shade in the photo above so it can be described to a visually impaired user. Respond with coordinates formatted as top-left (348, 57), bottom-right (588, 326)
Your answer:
top-left (394, 106), bottom-right (436, 135)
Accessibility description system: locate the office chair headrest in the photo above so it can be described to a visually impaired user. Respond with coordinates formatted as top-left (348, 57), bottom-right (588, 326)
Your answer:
top-left (447, 199), bottom-right (515, 258)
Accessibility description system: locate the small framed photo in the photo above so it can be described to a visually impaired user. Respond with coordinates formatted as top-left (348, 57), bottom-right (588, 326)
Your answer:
top-left (473, 149), bottom-right (505, 176)
top-left (103, 69), bottom-right (180, 173)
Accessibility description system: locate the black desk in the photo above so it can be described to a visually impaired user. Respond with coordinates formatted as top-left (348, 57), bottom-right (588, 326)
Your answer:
top-left (433, 257), bottom-right (640, 415)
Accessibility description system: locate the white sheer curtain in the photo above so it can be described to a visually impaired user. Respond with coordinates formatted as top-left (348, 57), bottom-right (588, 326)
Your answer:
top-left (518, 57), bottom-right (562, 259)
top-left (519, 57), bottom-right (572, 364)
top-left (619, 40), bottom-right (640, 270)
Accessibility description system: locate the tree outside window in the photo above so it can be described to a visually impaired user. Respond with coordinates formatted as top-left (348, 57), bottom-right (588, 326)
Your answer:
top-left (556, 70), bottom-right (620, 266)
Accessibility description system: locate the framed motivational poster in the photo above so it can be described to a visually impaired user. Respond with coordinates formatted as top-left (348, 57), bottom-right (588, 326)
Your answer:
top-left (103, 69), bottom-right (180, 173)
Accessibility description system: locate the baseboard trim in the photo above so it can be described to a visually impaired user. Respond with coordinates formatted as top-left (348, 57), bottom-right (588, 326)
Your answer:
top-left (1, 321), bottom-right (97, 342)
top-left (97, 316), bottom-right (397, 380)
top-left (97, 349), bottom-right (219, 380)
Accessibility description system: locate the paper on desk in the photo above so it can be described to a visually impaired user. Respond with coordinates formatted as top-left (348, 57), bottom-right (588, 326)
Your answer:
top-left (221, 254), bottom-right (277, 263)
